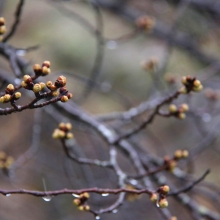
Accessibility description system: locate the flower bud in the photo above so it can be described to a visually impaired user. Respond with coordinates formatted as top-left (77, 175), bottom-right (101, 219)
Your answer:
top-left (150, 193), bottom-right (158, 203)
top-left (178, 112), bottom-right (186, 120)
top-left (7, 84), bottom-right (14, 92)
top-left (0, 17), bottom-right (5, 25)
top-left (42, 60), bottom-right (50, 68)
top-left (182, 150), bottom-right (189, 158)
top-left (42, 66), bottom-right (51, 75)
top-left (4, 94), bottom-right (11, 102)
top-left (73, 198), bottom-right (81, 206)
top-left (178, 103), bottom-right (189, 113)
top-left (33, 64), bottom-right (42, 75)
top-left (56, 75), bottom-right (66, 87)
top-left (0, 96), bottom-right (4, 103)
top-left (51, 90), bottom-right (59, 97)
top-left (169, 104), bottom-right (177, 113)
top-left (66, 123), bottom-right (72, 130)
top-left (174, 150), bottom-right (183, 160)
top-left (158, 198), bottom-right (168, 208)
top-left (61, 95), bottom-right (68, 102)
top-left (23, 75), bottom-right (32, 83)
top-left (66, 132), bottom-right (74, 139)
top-left (33, 84), bottom-right (42, 93)
top-left (159, 185), bottom-right (170, 195)
top-left (179, 87), bottom-right (187, 94)
top-left (0, 25), bottom-right (6, 34)
top-left (14, 92), bottom-right (21, 100)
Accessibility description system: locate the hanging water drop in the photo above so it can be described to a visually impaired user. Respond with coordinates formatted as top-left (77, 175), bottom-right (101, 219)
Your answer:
top-left (156, 201), bottom-right (160, 208)
top-left (101, 193), bottom-right (109, 197)
top-left (106, 40), bottom-right (118, 50)
top-left (42, 196), bottom-right (52, 202)
top-left (112, 209), bottom-right (118, 213)
top-left (6, 194), bottom-right (11, 197)
top-left (72, 193), bottom-right (80, 198)
top-left (95, 215), bottom-right (101, 220)
top-left (130, 179), bottom-right (138, 185)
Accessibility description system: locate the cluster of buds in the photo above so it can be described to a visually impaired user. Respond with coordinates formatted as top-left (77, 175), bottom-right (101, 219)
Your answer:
top-left (164, 149), bottom-right (189, 172)
top-left (180, 76), bottom-right (203, 94)
top-left (204, 88), bottom-right (220, 101)
top-left (46, 76), bottom-right (72, 102)
top-left (0, 84), bottom-right (21, 103)
top-left (150, 185), bottom-right (170, 208)
top-left (135, 15), bottom-right (155, 32)
top-left (33, 61), bottom-right (51, 77)
top-left (21, 74), bottom-right (45, 92)
top-left (73, 192), bottom-right (90, 211)
top-left (0, 151), bottom-right (14, 170)
top-left (0, 17), bottom-right (6, 41)
top-left (169, 103), bottom-right (189, 119)
top-left (52, 122), bottom-right (73, 139)
top-left (141, 57), bottom-right (158, 72)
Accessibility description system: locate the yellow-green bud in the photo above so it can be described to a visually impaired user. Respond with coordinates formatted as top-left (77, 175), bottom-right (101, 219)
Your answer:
top-left (66, 132), bottom-right (74, 139)
top-left (23, 75), bottom-right (31, 83)
top-left (150, 193), bottom-right (158, 203)
top-left (158, 198), bottom-right (169, 208)
top-left (169, 104), bottom-right (177, 113)
top-left (14, 92), bottom-right (21, 99)
top-left (42, 60), bottom-right (50, 68)
top-left (4, 94), bottom-right (11, 102)
top-left (33, 83), bottom-right (42, 93)
top-left (160, 185), bottom-right (170, 195)
top-left (78, 206), bottom-right (84, 211)
top-left (61, 95), bottom-right (68, 102)
top-left (42, 66), bottom-right (51, 75)
top-left (40, 82), bottom-right (46, 89)
top-left (66, 123), bottom-right (72, 130)
top-left (21, 81), bottom-right (28, 88)
top-left (84, 205), bottom-right (90, 211)
top-left (193, 80), bottom-right (201, 87)
top-left (182, 150), bottom-right (189, 158)
top-left (0, 25), bottom-right (6, 34)
top-left (0, 17), bottom-right (5, 25)
top-left (0, 96), bottom-right (4, 103)
top-left (178, 112), bottom-right (186, 120)
top-left (51, 90), bottom-right (59, 97)
top-left (179, 103), bottom-right (189, 113)
top-left (181, 76), bottom-right (188, 85)
top-left (7, 84), bottom-right (14, 91)
top-left (193, 85), bottom-right (203, 92)
top-left (179, 87), bottom-right (187, 94)
top-left (73, 198), bottom-right (81, 206)
top-left (174, 150), bottom-right (183, 160)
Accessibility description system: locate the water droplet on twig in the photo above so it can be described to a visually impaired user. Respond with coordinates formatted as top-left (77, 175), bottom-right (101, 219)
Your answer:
top-left (95, 215), bottom-right (101, 220)
top-left (72, 193), bottom-right (80, 198)
top-left (6, 194), bottom-right (11, 197)
top-left (112, 209), bottom-right (118, 213)
top-left (42, 196), bottom-right (52, 202)
top-left (101, 193), bottom-right (109, 197)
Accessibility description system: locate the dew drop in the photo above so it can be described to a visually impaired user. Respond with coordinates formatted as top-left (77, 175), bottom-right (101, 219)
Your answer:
top-left (6, 194), bottom-right (11, 197)
top-left (112, 209), bottom-right (118, 213)
top-left (42, 196), bottom-right (52, 202)
top-left (95, 216), bottom-right (101, 220)
top-left (129, 179), bottom-right (138, 185)
top-left (101, 193), bottom-right (109, 197)
top-left (106, 41), bottom-right (118, 50)
top-left (156, 201), bottom-right (160, 208)
top-left (72, 193), bottom-right (80, 198)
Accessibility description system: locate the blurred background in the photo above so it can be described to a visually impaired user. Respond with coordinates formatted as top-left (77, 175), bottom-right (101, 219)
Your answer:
top-left (0, 0), bottom-right (220, 219)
